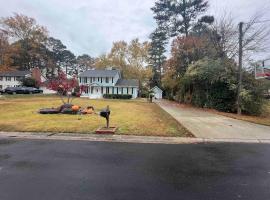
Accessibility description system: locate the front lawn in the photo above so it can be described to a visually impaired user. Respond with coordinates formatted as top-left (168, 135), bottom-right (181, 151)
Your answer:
top-left (0, 95), bottom-right (190, 137)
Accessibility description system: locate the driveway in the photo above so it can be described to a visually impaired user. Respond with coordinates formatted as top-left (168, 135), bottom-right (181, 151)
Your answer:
top-left (157, 100), bottom-right (270, 139)
top-left (1, 138), bottom-right (270, 200)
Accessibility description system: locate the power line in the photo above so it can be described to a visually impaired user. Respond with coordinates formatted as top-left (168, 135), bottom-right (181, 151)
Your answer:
top-left (253, 19), bottom-right (270, 24)
top-left (241, 19), bottom-right (270, 25)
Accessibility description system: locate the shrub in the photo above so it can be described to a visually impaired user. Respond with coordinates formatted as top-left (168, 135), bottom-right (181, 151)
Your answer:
top-left (21, 77), bottom-right (39, 88)
top-left (103, 94), bottom-right (132, 99)
top-left (241, 89), bottom-right (265, 116)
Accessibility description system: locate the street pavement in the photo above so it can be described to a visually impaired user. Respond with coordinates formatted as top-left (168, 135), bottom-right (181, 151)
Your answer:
top-left (1, 138), bottom-right (270, 200)
top-left (157, 100), bottom-right (270, 139)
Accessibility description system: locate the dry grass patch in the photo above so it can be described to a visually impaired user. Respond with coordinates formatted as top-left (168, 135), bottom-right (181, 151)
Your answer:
top-left (0, 95), bottom-right (190, 137)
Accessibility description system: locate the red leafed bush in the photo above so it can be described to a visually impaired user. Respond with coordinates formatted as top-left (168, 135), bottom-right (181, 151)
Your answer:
top-left (46, 71), bottom-right (86, 104)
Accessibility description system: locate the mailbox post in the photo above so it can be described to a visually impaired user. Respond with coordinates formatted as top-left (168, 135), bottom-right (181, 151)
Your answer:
top-left (99, 105), bottom-right (110, 128)
top-left (96, 105), bottom-right (117, 134)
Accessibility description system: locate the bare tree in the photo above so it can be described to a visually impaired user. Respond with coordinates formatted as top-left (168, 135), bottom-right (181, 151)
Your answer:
top-left (211, 12), bottom-right (238, 59)
top-left (212, 11), bottom-right (270, 63)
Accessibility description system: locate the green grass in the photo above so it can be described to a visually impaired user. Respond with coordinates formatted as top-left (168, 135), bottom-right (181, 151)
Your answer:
top-left (0, 95), bottom-right (190, 137)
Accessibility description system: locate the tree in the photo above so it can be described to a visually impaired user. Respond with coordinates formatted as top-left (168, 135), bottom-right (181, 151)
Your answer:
top-left (46, 71), bottom-right (84, 104)
top-left (149, 28), bottom-right (167, 87)
top-left (61, 50), bottom-right (76, 75)
top-left (76, 54), bottom-right (95, 73)
top-left (0, 30), bottom-right (11, 67)
top-left (95, 39), bottom-right (152, 90)
top-left (44, 37), bottom-right (76, 77)
top-left (20, 77), bottom-right (39, 88)
top-left (0, 13), bottom-right (48, 70)
top-left (152, 0), bottom-right (211, 37)
top-left (0, 13), bottom-right (47, 42)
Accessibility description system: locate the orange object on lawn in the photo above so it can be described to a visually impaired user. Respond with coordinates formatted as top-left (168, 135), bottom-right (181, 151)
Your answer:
top-left (72, 105), bottom-right (80, 111)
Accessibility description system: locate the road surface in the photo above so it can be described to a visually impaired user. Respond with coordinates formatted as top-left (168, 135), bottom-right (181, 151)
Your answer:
top-left (0, 138), bottom-right (270, 200)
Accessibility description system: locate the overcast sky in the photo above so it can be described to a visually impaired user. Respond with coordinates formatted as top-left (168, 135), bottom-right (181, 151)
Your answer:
top-left (0, 0), bottom-right (269, 57)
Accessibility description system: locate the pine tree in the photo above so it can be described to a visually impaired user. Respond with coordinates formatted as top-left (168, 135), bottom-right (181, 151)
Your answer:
top-left (149, 28), bottom-right (167, 87)
top-left (152, 0), bottom-right (210, 37)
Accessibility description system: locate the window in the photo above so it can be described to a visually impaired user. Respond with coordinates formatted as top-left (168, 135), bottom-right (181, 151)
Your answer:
top-left (112, 77), bottom-right (114, 83)
top-left (117, 87), bottom-right (119, 94)
top-left (132, 88), bottom-right (134, 94)
top-left (16, 77), bottom-right (21, 81)
top-left (106, 77), bottom-right (109, 83)
top-left (0, 85), bottom-right (2, 89)
top-left (93, 77), bottom-right (96, 82)
top-left (79, 77), bottom-right (82, 83)
top-left (127, 87), bottom-right (129, 94)
top-left (98, 77), bottom-right (100, 82)
top-left (6, 77), bottom-right (11, 81)
top-left (121, 88), bottom-right (123, 94)
top-left (0, 77), bottom-right (2, 81)
top-left (84, 77), bottom-right (87, 83)
top-left (106, 87), bottom-right (109, 94)
top-left (91, 87), bottom-right (93, 94)
top-left (101, 78), bottom-right (103, 83)
top-left (101, 87), bottom-right (104, 94)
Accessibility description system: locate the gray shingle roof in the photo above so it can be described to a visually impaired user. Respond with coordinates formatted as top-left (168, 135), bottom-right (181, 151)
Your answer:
top-left (115, 79), bottom-right (139, 87)
top-left (78, 69), bottom-right (120, 77)
top-left (0, 70), bottom-right (31, 77)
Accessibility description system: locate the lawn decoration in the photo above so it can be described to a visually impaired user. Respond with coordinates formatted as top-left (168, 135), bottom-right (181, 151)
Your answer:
top-left (39, 104), bottom-right (80, 115)
top-left (38, 104), bottom-right (117, 134)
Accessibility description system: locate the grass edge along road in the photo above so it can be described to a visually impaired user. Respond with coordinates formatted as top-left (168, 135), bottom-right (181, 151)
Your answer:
top-left (0, 95), bottom-right (191, 137)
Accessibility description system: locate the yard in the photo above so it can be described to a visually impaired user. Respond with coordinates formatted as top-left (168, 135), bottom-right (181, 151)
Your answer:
top-left (0, 95), bottom-right (190, 137)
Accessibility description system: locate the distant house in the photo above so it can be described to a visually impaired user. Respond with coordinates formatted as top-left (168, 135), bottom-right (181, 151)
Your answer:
top-left (78, 69), bottom-right (139, 99)
top-left (152, 86), bottom-right (163, 99)
top-left (0, 71), bottom-right (31, 90)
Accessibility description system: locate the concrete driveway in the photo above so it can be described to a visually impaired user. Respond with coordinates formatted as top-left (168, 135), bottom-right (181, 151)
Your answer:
top-left (157, 101), bottom-right (270, 139)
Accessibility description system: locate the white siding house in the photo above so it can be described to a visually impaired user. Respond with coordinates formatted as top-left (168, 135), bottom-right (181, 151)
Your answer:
top-left (78, 69), bottom-right (139, 99)
top-left (0, 71), bottom-right (31, 90)
top-left (152, 86), bottom-right (163, 99)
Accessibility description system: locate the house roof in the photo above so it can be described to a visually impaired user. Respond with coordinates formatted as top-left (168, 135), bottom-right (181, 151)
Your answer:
top-left (78, 69), bottom-right (120, 77)
top-left (115, 79), bottom-right (139, 87)
top-left (0, 70), bottom-right (31, 77)
top-left (152, 86), bottom-right (163, 92)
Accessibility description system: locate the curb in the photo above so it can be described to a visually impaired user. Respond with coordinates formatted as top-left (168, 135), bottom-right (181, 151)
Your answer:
top-left (0, 132), bottom-right (270, 144)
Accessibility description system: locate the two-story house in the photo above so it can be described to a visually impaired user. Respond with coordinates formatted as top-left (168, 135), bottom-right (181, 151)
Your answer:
top-left (0, 71), bottom-right (31, 90)
top-left (78, 69), bottom-right (139, 99)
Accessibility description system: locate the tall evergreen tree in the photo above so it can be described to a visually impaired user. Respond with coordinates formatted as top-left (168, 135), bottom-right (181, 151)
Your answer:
top-left (152, 0), bottom-right (210, 37)
top-left (149, 28), bottom-right (167, 87)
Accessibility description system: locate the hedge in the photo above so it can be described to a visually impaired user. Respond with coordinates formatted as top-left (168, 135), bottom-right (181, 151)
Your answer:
top-left (103, 94), bottom-right (132, 99)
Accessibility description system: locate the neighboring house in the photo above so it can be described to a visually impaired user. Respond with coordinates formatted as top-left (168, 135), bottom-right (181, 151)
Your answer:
top-left (0, 71), bottom-right (31, 90)
top-left (152, 86), bottom-right (163, 99)
top-left (32, 67), bottom-right (56, 94)
top-left (78, 69), bottom-right (139, 99)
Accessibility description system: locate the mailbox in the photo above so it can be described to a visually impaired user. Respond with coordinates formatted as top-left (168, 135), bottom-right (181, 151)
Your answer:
top-left (99, 106), bottom-right (110, 128)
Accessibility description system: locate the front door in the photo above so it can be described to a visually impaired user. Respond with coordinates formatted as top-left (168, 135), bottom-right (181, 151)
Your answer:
top-left (91, 86), bottom-right (102, 99)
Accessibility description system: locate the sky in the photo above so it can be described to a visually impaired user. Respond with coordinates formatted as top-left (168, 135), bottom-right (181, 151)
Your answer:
top-left (0, 0), bottom-right (269, 58)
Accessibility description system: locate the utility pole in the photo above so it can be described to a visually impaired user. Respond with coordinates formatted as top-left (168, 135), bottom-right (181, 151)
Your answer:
top-left (237, 22), bottom-right (244, 115)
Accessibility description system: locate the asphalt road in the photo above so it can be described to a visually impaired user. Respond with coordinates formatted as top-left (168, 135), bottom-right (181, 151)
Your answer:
top-left (0, 139), bottom-right (270, 200)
